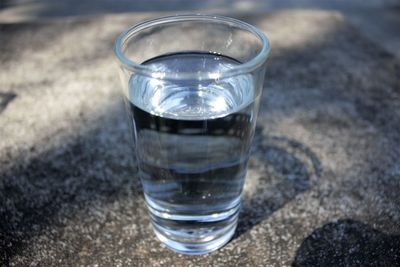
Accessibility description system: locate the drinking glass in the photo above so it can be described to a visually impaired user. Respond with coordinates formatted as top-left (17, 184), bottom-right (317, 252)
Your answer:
top-left (114, 14), bottom-right (270, 254)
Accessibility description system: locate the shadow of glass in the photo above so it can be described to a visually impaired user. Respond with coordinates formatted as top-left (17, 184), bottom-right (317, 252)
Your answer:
top-left (292, 219), bottom-right (400, 266)
top-left (235, 126), bottom-right (322, 237)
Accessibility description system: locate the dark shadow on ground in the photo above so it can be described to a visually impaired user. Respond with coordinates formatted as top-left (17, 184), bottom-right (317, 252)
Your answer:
top-left (0, 19), bottom-right (103, 64)
top-left (0, 103), bottom-right (142, 265)
top-left (0, 120), bottom-right (321, 264)
top-left (0, 0), bottom-right (9, 9)
top-left (0, 92), bottom-right (16, 114)
top-left (292, 219), bottom-right (400, 266)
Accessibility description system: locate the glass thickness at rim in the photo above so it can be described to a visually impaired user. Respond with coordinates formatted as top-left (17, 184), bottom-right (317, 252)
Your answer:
top-left (114, 14), bottom-right (270, 80)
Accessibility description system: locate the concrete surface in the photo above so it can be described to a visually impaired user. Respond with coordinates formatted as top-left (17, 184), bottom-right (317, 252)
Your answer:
top-left (1, 0), bottom-right (400, 59)
top-left (1, 10), bottom-right (400, 266)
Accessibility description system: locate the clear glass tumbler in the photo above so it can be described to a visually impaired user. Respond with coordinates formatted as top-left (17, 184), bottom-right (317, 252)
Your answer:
top-left (114, 14), bottom-right (270, 254)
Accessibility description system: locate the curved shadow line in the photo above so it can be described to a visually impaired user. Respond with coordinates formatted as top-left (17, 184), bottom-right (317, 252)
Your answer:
top-left (234, 126), bottom-right (322, 238)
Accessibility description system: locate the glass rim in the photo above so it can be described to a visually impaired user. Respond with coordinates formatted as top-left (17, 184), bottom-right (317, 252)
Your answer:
top-left (114, 14), bottom-right (270, 80)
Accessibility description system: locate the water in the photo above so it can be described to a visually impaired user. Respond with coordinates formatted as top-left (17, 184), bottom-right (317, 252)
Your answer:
top-left (126, 52), bottom-right (260, 254)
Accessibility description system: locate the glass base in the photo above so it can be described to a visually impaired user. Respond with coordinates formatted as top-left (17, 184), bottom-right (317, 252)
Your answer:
top-left (147, 199), bottom-right (240, 255)
top-left (153, 220), bottom-right (237, 255)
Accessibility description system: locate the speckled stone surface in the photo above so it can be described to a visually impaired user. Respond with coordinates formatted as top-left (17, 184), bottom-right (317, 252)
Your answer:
top-left (0, 11), bottom-right (399, 266)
